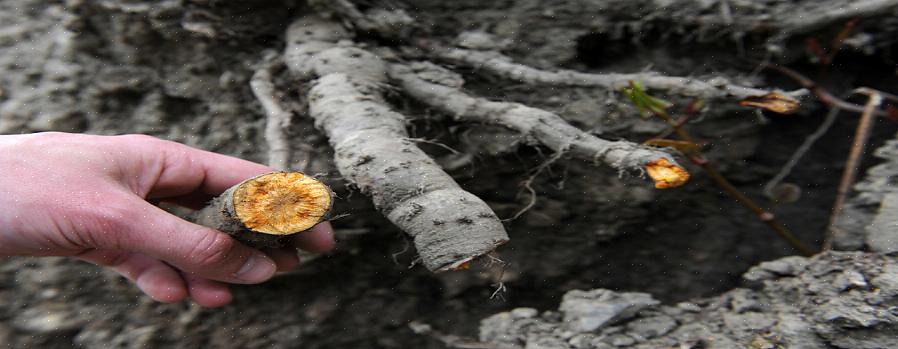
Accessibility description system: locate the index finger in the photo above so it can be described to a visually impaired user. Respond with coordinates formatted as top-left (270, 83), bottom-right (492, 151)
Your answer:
top-left (138, 137), bottom-right (274, 199)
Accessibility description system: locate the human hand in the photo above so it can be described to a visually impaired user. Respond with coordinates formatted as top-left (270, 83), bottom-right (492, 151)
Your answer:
top-left (0, 132), bottom-right (335, 307)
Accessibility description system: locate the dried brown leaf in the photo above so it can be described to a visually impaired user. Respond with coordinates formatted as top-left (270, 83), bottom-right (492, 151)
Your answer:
top-left (740, 92), bottom-right (800, 114)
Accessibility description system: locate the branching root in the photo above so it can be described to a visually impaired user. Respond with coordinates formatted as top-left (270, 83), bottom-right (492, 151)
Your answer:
top-left (285, 17), bottom-right (509, 272)
top-left (430, 47), bottom-right (805, 104)
top-left (388, 62), bottom-right (690, 189)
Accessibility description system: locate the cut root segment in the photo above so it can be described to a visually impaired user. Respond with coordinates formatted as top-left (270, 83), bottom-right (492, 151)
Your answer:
top-left (193, 171), bottom-right (332, 249)
top-left (645, 158), bottom-right (690, 189)
top-left (233, 172), bottom-right (332, 235)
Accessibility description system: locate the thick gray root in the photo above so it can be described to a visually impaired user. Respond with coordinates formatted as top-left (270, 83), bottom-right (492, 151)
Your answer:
top-left (194, 178), bottom-right (286, 249)
top-left (389, 63), bottom-right (684, 177)
top-left (432, 48), bottom-right (803, 101)
top-left (286, 17), bottom-right (508, 272)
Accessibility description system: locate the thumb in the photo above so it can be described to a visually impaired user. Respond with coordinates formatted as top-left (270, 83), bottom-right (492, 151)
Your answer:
top-left (112, 199), bottom-right (277, 284)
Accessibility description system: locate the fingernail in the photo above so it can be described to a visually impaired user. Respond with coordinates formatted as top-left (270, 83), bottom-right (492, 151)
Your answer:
top-left (235, 254), bottom-right (276, 283)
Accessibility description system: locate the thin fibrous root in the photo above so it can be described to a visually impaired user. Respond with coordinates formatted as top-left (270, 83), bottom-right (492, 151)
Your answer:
top-left (506, 150), bottom-right (565, 222)
top-left (285, 17), bottom-right (509, 272)
top-left (762, 63), bottom-right (890, 117)
top-left (429, 47), bottom-right (805, 104)
top-left (763, 107), bottom-right (841, 199)
top-left (250, 54), bottom-right (293, 171)
top-left (195, 172), bottom-right (333, 248)
top-left (388, 62), bottom-right (690, 189)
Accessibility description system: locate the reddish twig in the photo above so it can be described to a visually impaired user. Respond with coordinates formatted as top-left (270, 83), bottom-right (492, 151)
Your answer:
top-left (624, 81), bottom-right (814, 256)
top-left (627, 81), bottom-right (813, 255)
top-left (823, 88), bottom-right (884, 250)
top-left (661, 115), bottom-right (813, 256)
top-left (761, 63), bottom-right (888, 117)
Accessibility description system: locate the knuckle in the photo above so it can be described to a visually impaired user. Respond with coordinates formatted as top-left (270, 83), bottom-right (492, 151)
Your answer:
top-left (117, 134), bottom-right (176, 153)
top-left (79, 198), bottom-right (136, 249)
top-left (118, 134), bottom-right (186, 164)
top-left (188, 231), bottom-right (238, 269)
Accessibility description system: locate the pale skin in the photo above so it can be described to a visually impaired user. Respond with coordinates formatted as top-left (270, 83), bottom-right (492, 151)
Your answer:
top-left (0, 132), bottom-right (335, 307)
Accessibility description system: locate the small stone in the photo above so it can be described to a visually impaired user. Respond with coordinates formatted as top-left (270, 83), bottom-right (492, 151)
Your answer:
top-left (559, 289), bottom-right (659, 333)
top-left (512, 308), bottom-right (540, 319)
top-left (833, 269), bottom-right (868, 291)
top-left (728, 289), bottom-right (763, 313)
top-left (761, 256), bottom-right (808, 275)
top-left (568, 334), bottom-right (596, 348)
top-left (722, 312), bottom-right (775, 333)
top-left (590, 339), bottom-right (615, 349)
top-left (744, 256), bottom-right (808, 282)
top-left (557, 330), bottom-right (576, 340)
top-left (676, 302), bottom-right (702, 313)
top-left (742, 268), bottom-right (778, 283)
top-left (607, 334), bottom-right (635, 347)
top-left (479, 313), bottom-right (515, 342)
top-left (626, 315), bottom-right (677, 338)
top-left (525, 336), bottom-right (570, 349)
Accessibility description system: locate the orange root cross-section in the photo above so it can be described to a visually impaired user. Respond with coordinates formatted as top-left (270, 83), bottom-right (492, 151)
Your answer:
top-left (232, 172), bottom-right (332, 235)
top-left (645, 158), bottom-right (690, 189)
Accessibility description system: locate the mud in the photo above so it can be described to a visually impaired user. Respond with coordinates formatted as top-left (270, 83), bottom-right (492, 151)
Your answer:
top-left (2, 0), bottom-right (898, 348)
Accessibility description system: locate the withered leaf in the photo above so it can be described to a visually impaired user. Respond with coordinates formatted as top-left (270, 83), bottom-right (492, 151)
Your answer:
top-left (739, 92), bottom-right (800, 114)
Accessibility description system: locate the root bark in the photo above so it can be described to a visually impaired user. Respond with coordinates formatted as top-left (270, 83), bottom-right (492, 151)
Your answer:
top-left (389, 63), bottom-right (688, 185)
top-left (285, 17), bottom-right (509, 272)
